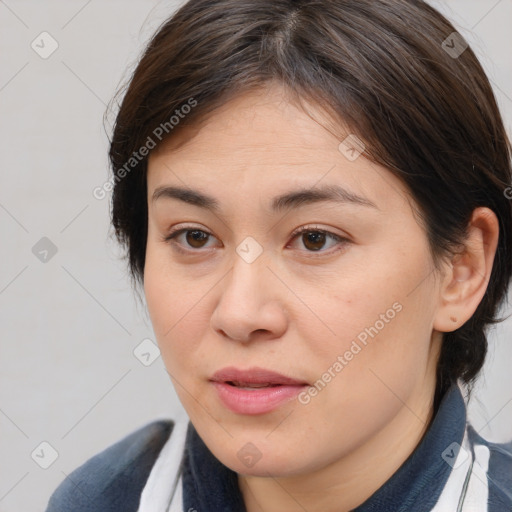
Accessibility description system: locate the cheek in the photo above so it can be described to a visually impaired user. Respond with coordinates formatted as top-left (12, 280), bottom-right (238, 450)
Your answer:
top-left (144, 262), bottom-right (211, 421)
top-left (305, 243), bottom-right (437, 399)
top-left (290, 287), bottom-right (436, 470)
top-left (144, 242), bottom-right (205, 366)
top-left (301, 261), bottom-right (419, 359)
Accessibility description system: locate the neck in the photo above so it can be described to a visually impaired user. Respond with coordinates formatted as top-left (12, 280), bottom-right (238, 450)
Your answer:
top-left (238, 377), bottom-right (437, 512)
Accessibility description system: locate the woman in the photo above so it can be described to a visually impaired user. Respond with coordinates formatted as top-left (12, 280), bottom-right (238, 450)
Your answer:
top-left (46, 0), bottom-right (512, 510)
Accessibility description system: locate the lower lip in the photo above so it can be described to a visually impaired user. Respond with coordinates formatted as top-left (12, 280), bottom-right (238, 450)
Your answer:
top-left (212, 382), bottom-right (306, 415)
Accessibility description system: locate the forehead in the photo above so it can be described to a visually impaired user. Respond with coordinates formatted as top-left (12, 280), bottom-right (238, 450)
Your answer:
top-left (147, 86), bottom-right (411, 213)
top-left (151, 86), bottom-right (340, 158)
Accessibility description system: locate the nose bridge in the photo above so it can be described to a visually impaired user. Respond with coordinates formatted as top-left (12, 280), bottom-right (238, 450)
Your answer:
top-left (211, 243), bottom-right (287, 342)
top-left (224, 243), bottom-right (269, 309)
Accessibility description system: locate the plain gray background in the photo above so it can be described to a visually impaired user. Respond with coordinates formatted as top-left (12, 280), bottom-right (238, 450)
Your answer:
top-left (0, 1), bottom-right (511, 510)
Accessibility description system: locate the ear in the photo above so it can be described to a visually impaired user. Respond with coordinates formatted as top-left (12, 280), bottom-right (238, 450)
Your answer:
top-left (433, 207), bottom-right (499, 333)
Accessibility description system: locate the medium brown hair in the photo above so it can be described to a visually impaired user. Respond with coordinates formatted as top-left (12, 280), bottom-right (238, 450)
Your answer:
top-left (108, 0), bottom-right (512, 408)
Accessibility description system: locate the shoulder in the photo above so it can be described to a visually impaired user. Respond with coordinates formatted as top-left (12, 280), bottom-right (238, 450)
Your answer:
top-left (45, 419), bottom-right (174, 512)
top-left (467, 425), bottom-right (512, 510)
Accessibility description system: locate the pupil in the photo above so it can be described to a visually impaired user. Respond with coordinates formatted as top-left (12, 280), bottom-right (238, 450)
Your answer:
top-left (187, 230), bottom-right (208, 248)
top-left (304, 232), bottom-right (325, 251)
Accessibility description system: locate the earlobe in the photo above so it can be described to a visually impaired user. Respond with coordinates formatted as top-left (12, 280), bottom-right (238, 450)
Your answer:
top-left (433, 207), bottom-right (499, 333)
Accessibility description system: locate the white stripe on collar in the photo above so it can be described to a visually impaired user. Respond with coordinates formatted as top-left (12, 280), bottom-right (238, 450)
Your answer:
top-left (461, 443), bottom-right (490, 511)
top-left (168, 474), bottom-right (184, 512)
top-left (137, 417), bottom-right (189, 512)
top-left (431, 425), bottom-right (490, 512)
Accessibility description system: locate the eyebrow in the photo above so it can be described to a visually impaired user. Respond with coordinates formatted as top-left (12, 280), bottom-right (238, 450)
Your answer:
top-left (151, 184), bottom-right (378, 213)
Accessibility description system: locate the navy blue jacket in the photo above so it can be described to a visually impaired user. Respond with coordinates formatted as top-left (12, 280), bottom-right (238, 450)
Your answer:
top-left (46, 385), bottom-right (512, 511)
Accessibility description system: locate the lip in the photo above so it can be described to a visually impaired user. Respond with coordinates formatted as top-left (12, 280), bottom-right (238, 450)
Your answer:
top-left (211, 367), bottom-right (307, 386)
top-left (210, 366), bottom-right (308, 415)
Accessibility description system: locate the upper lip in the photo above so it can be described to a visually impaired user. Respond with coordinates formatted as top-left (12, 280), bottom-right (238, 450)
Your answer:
top-left (210, 366), bottom-right (308, 386)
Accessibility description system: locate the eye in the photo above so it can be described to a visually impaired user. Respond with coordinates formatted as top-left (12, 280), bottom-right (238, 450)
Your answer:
top-left (163, 224), bottom-right (350, 256)
top-left (164, 227), bottom-right (218, 253)
top-left (288, 225), bottom-right (350, 255)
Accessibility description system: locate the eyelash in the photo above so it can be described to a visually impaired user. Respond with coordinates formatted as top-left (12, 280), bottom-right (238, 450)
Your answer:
top-left (163, 224), bottom-right (350, 257)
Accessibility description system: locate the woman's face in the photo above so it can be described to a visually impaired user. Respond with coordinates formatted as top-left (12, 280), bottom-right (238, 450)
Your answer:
top-left (144, 85), bottom-right (444, 477)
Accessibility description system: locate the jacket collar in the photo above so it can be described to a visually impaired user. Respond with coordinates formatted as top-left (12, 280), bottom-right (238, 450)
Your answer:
top-left (182, 384), bottom-right (466, 512)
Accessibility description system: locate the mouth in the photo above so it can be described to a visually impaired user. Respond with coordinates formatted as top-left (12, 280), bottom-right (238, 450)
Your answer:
top-left (224, 381), bottom-right (279, 389)
top-left (210, 366), bottom-right (308, 386)
top-left (210, 366), bottom-right (309, 415)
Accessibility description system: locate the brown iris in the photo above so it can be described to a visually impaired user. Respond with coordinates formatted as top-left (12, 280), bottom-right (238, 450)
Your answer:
top-left (185, 230), bottom-right (209, 248)
top-left (301, 231), bottom-right (327, 251)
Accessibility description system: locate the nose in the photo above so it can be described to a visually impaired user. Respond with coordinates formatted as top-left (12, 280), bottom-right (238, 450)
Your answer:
top-left (210, 254), bottom-right (288, 344)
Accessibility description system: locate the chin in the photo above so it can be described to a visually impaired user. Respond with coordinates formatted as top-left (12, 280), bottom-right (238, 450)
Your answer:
top-left (223, 453), bottom-right (307, 478)
top-left (205, 433), bottom-right (314, 478)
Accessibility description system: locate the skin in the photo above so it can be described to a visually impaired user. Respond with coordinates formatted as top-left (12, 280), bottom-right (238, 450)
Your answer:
top-left (144, 84), bottom-right (499, 512)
